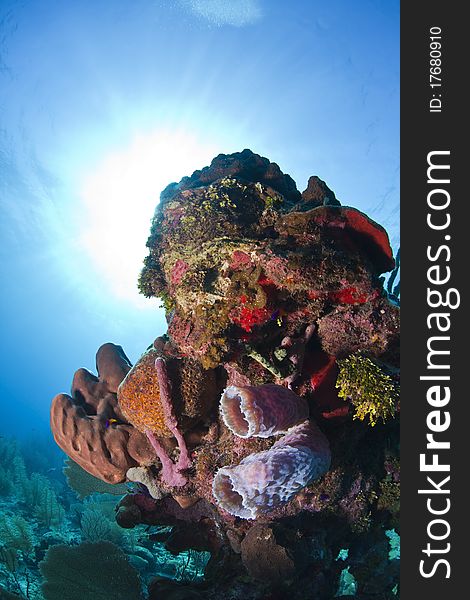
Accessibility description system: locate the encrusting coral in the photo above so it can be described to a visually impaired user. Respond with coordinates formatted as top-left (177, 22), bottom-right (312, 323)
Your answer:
top-left (50, 150), bottom-right (400, 598)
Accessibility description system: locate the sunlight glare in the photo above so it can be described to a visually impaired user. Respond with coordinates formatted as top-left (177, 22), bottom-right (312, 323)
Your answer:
top-left (78, 130), bottom-right (217, 307)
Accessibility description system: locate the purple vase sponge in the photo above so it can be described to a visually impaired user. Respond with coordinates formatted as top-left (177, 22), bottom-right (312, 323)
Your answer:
top-left (220, 384), bottom-right (309, 438)
top-left (212, 420), bottom-right (331, 519)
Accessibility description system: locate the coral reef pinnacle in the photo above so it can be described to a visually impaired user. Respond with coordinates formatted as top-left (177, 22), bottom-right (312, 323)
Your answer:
top-left (50, 150), bottom-right (400, 598)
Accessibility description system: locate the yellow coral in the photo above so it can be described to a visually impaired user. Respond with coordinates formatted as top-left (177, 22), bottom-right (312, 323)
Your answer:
top-left (336, 353), bottom-right (399, 427)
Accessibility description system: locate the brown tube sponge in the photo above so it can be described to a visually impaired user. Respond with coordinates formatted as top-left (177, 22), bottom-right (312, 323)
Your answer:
top-left (50, 343), bottom-right (154, 484)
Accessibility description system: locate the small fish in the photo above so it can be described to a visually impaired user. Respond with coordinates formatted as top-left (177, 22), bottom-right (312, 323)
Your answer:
top-left (271, 308), bottom-right (286, 326)
top-left (105, 418), bottom-right (118, 428)
top-left (47, 468), bottom-right (57, 473)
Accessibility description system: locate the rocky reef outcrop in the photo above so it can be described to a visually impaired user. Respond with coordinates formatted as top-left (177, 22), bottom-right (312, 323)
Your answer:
top-left (51, 150), bottom-right (400, 599)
